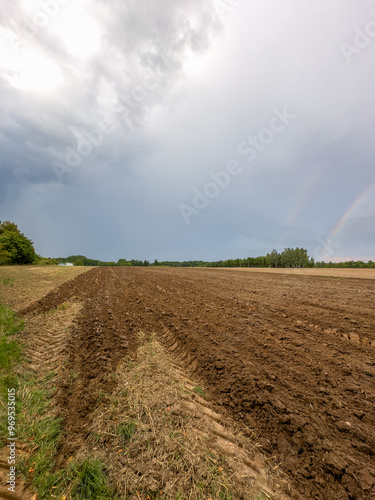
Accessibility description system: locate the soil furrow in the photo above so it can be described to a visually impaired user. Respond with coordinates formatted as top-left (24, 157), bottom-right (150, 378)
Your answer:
top-left (111, 267), bottom-right (375, 500)
top-left (20, 266), bottom-right (375, 498)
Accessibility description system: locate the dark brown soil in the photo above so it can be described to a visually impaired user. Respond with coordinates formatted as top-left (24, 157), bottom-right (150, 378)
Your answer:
top-left (22, 267), bottom-right (375, 498)
top-left (21, 268), bottom-right (139, 460)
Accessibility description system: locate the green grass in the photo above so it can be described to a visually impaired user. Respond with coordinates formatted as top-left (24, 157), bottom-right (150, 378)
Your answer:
top-left (0, 372), bottom-right (19, 446)
top-left (193, 386), bottom-right (205, 397)
top-left (0, 303), bottom-right (23, 445)
top-left (321, 276), bottom-right (343, 279)
top-left (0, 304), bottom-right (23, 371)
top-left (117, 420), bottom-right (137, 440)
top-left (18, 449), bottom-right (117, 499)
top-left (1, 277), bottom-right (14, 286)
top-left (0, 301), bottom-right (118, 499)
top-left (45, 302), bottom-right (68, 315)
top-left (0, 334), bottom-right (22, 370)
top-left (17, 416), bottom-right (64, 497)
top-left (69, 368), bottom-right (79, 380)
top-left (0, 303), bottom-right (24, 336)
top-left (68, 458), bottom-right (117, 500)
top-left (12, 376), bottom-right (66, 497)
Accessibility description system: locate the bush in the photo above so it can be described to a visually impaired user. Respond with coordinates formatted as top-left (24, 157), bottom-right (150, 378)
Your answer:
top-left (73, 258), bottom-right (84, 266)
top-left (37, 258), bottom-right (59, 266)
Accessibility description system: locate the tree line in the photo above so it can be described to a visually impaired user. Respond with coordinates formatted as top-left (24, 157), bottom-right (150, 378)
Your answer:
top-left (1, 221), bottom-right (374, 268)
top-left (57, 256), bottom-right (151, 267)
top-left (57, 249), bottom-right (375, 269)
top-left (152, 248), bottom-right (314, 268)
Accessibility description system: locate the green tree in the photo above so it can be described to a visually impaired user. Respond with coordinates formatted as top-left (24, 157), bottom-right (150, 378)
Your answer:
top-left (117, 259), bottom-right (131, 266)
top-left (0, 221), bottom-right (36, 265)
top-left (0, 243), bottom-right (11, 265)
top-left (267, 249), bottom-right (280, 267)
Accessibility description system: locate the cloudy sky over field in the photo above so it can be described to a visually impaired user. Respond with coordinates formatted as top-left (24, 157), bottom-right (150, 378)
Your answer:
top-left (0, 0), bottom-right (374, 262)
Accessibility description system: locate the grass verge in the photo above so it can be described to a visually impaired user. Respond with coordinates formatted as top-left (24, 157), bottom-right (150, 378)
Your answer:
top-left (0, 301), bottom-right (118, 499)
top-left (0, 302), bottom-right (23, 444)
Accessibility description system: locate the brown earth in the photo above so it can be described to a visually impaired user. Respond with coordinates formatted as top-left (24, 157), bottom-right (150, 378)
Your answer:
top-left (218, 267), bottom-right (375, 279)
top-left (21, 268), bottom-right (137, 462)
top-left (12, 268), bottom-right (286, 499)
top-left (21, 267), bottom-right (375, 499)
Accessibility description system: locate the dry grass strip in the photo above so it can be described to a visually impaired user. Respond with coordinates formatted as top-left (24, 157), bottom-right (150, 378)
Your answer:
top-left (88, 332), bottom-right (291, 499)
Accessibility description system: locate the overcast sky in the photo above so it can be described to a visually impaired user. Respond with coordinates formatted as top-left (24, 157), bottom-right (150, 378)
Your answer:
top-left (0, 0), bottom-right (374, 262)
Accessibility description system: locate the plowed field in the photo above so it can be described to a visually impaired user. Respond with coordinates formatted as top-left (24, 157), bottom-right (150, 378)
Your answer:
top-left (22, 267), bottom-right (375, 499)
